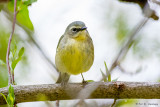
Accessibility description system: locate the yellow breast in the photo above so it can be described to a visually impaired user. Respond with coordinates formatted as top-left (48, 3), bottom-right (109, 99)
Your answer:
top-left (55, 38), bottom-right (94, 75)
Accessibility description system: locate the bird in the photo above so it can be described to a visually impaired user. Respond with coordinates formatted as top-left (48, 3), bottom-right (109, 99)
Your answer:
top-left (55, 21), bottom-right (94, 85)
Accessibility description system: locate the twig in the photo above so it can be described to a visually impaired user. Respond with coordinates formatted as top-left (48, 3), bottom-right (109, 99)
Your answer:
top-left (75, 99), bottom-right (87, 107)
top-left (111, 99), bottom-right (117, 107)
top-left (109, 17), bottom-right (149, 73)
top-left (117, 64), bottom-right (142, 75)
top-left (56, 100), bottom-right (59, 107)
top-left (151, 0), bottom-right (160, 5)
top-left (6, 0), bottom-right (17, 85)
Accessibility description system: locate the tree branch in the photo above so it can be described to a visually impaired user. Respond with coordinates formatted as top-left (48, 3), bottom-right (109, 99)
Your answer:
top-left (119, 0), bottom-right (159, 20)
top-left (0, 82), bottom-right (160, 105)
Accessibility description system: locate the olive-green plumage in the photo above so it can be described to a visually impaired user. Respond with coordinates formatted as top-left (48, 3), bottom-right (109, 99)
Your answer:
top-left (55, 21), bottom-right (94, 84)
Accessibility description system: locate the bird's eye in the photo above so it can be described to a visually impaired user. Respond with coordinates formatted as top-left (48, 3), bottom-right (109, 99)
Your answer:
top-left (72, 28), bottom-right (77, 32)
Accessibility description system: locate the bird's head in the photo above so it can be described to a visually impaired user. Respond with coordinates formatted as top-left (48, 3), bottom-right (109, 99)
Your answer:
top-left (65, 21), bottom-right (88, 40)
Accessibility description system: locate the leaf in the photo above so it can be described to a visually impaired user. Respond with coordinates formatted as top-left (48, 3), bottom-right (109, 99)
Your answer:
top-left (112, 78), bottom-right (119, 82)
top-left (16, 5), bottom-right (34, 30)
top-left (18, 47), bottom-right (24, 57)
top-left (0, 5), bottom-right (3, 12)
top-left (86, 80), bottom-right (94, 82)
top-left (7, 0), bottom-right (34, 30)
top-left (0, 59), bottom-right (6, 66)
top-left (13, 42), bottom-right (17, 57)
top-left (23, 0), bottom-right (37, 5)
top-left (11, 47), bottom-right (24, 70)
top-left (114, 13), bottom-right (129, 43)
top-left (10, 42), bottom-right (17, 61)
top-left (104, 61), bottom-right (111, 82)
top-left (11, 58), bottom-right (19, 70)
top-left (100, 69), bottom-right (107, 82)
top-left (9, 85), bottom-right (15, 98)
top-left (7, 0), bottom-right (14, 12)
top-left (7, 85), bottom-right (15, 106)
top-left (0, 93), bottom-right (8, 105)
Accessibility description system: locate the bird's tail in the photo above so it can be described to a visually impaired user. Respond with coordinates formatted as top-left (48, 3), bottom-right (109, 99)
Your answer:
top-left (56, 72), bottom-right (70, 85)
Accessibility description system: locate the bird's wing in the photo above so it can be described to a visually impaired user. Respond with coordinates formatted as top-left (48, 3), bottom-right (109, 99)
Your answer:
top-left (56, 35), bottom-right (64, 49)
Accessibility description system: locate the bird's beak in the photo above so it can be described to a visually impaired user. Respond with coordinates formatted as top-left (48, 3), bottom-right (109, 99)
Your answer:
top-left (80, 27), bottom-right (87, 31)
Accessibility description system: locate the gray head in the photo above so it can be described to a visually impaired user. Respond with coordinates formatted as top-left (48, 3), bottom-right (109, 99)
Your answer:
top-left (64, 21), bottom-right (88, 38)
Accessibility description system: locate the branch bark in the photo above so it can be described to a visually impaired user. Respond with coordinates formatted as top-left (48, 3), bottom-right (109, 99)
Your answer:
top-left (0, 82), bottom-right (160, 105)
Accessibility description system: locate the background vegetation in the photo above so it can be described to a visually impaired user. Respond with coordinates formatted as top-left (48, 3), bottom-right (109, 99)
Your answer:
top-left (0, 0), bottom-right (160, 107)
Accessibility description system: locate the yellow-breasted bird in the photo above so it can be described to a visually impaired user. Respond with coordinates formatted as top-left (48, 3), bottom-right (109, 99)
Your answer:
top-left (55, 21), bottom-right (94, 85)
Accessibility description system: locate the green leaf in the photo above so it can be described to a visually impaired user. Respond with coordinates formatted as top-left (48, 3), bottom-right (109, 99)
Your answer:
top-left (114, 13), bottom-right (129, 44)
top-left (17, 5), bottom-right (34, 30)
top-left (112, 78), bottom-right (119, 82)
top-left (7, 0), bottom-right (34, 30)
top-left (11, 56), bottom-right (21, 70)
top-left (10, 43), bottom-right (17, 61)
top-left (7, 85), bottom-right (15, 105)
top-left (11, 58), bottom-right (19, 70)
top-left (10, 86), bottom-right (15, 98)
top-left (23, 0), bottom-right (37, 5)
top-left (7, 0), bottom-right (14, 12)
top-left (0, 5), bottom-right (3, 12)
top-left (0, 59), bottom-right (6, 66)
top-left (11, 47), bottom-right (24, 70)
top-left (13, 42), bottom-right (17, 57)
top-left (0, 93), bottom-right (8, 105)
top-left (18, 47), bottom-right (24, 57)
top-left (104, 61), bottom-right (111, 82)
top-left (100, 69), bottom-right (107, 82)
top-left (86, 80), bottom-right (94, 82)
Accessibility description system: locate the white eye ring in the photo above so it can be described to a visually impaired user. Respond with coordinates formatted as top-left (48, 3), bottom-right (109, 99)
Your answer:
top-left (72, 28), bottom-right (78, 32)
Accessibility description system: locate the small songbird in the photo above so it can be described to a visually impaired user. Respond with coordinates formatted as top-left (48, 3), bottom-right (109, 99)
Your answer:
top-left (55, 21), bottom-right (94, 85)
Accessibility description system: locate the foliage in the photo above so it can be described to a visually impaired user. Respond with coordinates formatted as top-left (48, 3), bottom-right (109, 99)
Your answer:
top-left (0, 44), bottom-right (25, 85)
top-left (10, 45), bottom-right (24, 71)
top-left (114, 13), bottom-right (129, 44)
top-left (0, 0), bottom-right (35, 88)
top-left (0, 32), bottom-right (10, 88)
top-left (9, 41), bottom-right (25, 84)
top-left (7, 0), bottom-right (36, 30)
top-left (100, 61), bottom-right (118, 82)
top-left (0, 85), bottom-right (15, 106)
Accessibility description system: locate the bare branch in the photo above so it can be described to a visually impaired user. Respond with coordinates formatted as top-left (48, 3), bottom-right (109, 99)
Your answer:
top-left (117, 64), bottom-right (141, 75)
top-left (109, 17), bottom-right (148, 74)
top-left (0, 82), bottom-right (160, 105)
top-left (111, 99), bottom-right (117, 107)
top-left (6, 0), bottom-right (17, 85)
top-left (119, 0), bottom-right (159, 20)
top-left (151, 0), bottom-right (160, 5)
